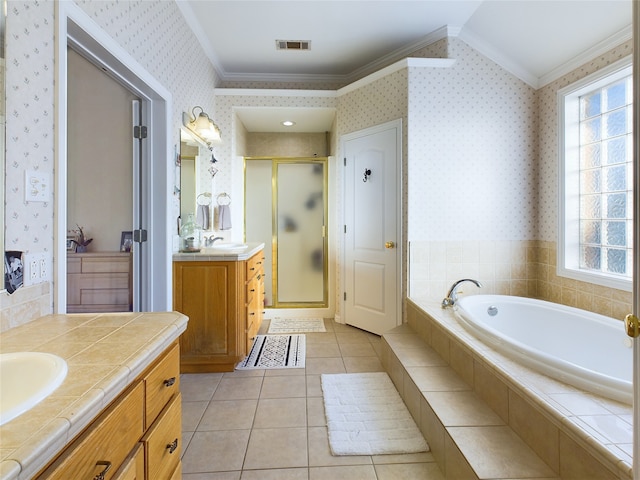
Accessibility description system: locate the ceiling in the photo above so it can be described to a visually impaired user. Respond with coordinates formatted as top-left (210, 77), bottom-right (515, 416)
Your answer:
top-left (177, 0), bottom-right (632, 132)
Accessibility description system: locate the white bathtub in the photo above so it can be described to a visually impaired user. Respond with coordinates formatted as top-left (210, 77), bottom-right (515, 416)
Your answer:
top-left (454, 295), bottom-right (632, 404)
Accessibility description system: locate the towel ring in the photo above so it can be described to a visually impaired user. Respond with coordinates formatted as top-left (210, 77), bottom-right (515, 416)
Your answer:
top-left (197, 193), bottom-right (212, 206)
top-left (217, 192), bottom-right (231, 206)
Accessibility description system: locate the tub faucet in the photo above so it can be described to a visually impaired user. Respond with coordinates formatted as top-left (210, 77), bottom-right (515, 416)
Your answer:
top-left (204, 236), bottom-right (224, 247)
top-left (441, 279), bottom-right (483, 308)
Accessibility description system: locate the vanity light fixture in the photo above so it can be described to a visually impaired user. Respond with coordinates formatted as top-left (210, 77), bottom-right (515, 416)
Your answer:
top-left (184, 106), bottom-right (221, 145)
top-left (282, 120), bottom-right (296, 127)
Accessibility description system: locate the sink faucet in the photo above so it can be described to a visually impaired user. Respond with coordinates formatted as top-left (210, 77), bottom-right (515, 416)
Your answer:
top-left (204, 236), bottom-right (224, 247)
top-left (441, 279), bottom-right (482, 308)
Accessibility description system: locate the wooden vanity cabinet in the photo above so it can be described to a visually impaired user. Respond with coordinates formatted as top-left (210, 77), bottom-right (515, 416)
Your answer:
top-left (173, 249), bottom-right (265, 372)
top-left (36, 342), bottom-right (181, 480)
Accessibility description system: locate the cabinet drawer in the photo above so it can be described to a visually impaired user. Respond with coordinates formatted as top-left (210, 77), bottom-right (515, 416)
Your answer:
top-left (144, 342), bottom-right (180, 427)
top-left (245, 253), bottom-right (264, 279)
top-left (40, 382), bottom-right (144, 480)
top-left (143, 393), bottom-right (182, 480)
top-left (82, 256), bottom-right (131, 273)
top-left (67, 257), bottom-right (82, 273)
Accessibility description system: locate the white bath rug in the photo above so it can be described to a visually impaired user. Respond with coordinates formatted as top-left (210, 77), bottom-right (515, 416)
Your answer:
top-left (237, 334), bottom-right (305, 369)
top-left (267, 317), bottom-right (326, 334)
top-left (321, 372), bottom-right (429, 456)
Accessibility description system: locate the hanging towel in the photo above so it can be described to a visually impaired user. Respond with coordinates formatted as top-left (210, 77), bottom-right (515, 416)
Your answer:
top-left (196, 204), bottom-right (210, 230)
top-left (218, 204), bottom-right (232, 230)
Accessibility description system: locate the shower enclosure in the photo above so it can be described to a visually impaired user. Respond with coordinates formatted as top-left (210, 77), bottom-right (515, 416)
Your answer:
top-left (245, 157), bottom-right (328, 308)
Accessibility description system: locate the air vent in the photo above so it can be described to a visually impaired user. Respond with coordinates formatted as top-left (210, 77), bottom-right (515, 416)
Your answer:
top-left (276, 40), bottom-right (311, 51)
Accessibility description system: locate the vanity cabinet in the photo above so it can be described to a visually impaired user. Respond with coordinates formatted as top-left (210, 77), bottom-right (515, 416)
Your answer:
top-left (67, 252), bottom-right (132, 313)
top-left (36, 342), bottom-right (181, 480)
top-left (173, 249), bottom-right (265, 372)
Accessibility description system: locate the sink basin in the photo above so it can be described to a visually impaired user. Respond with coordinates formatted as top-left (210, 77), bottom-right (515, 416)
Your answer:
top-left (0, 352), bottom-right (68, 426)
top-left (202, 243), bottom-right (248, 254)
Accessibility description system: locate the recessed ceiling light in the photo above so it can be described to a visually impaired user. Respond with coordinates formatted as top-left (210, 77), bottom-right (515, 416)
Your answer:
top-left (282, 120), bottom-right (296, 127)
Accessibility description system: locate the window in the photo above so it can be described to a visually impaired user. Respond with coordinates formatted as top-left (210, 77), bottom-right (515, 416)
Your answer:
top-left (559, 58), bottom-right (633, 291)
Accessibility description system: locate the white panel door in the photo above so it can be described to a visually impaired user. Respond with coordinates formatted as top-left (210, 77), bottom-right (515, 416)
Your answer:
top-left (343, 120), bottom-right (401, 335)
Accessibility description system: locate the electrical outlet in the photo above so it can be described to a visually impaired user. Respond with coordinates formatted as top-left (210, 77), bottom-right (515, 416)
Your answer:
top-left (40, 257), bottom-right (47, 280)
top-left (30, 259), bottom-right (38, 280)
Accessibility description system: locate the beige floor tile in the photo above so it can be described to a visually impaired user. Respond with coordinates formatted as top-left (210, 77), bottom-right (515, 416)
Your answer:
top-left (343, 356), bottom-right (384, 373)
top-left (309, 465), bottom-right (377, 480)
top-left (307, 342), bottom-right (342, 358)
top-left (182, 430), bottom-right (251, 473)
top-left (254, 397), bottom-right (307, 428)
top-left (336, 331), bottom-right (372, 344)
top-left (260, 375), bottom-right (307, 398)
top-left (305, 357), bottom-right (346, 375)
top-left (181, 373), bottom-right (224, 401)
top-left (371, 451), bottom-right (436, 464)
top-left (240, 468), bottom-right (309, 480)
top-left (223, 369), bottom-right (266, 378)
top-left (213, 377), bottom-right (264, 400)
top-left (374, 462), bottom-right (445, 480)
top-left (182, 401), bottom-right (209, 431)
top-left (406, 366), bottom-right (472, 392)
top-left (305, 332), bottom-right (338, 344)
top-left (264, 367), bottom-right (306, 376)
top-left (307, 397), bottom-right (326, 427)
top-left (306, 374), bottom-right (323, 397)
top-left (243, 427), bottom-right (308, 469)
top-left (394, 346), bottom-right (448, 367)
top-left (307, 426), bottom-right (372, 467)
top-left (198, 399), bottom-right (258, 430)
top-left (338, 342), bottom-right (376, 357)
top-left (183, 473), bottom-right (241, 480)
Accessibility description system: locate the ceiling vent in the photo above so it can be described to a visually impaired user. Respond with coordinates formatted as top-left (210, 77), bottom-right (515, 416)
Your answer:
top-left (276, 40), bottom-right (311, 51)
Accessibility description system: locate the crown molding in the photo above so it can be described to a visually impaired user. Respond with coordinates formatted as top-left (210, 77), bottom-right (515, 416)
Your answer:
top-left (538, 24), bottom-right (633, 88)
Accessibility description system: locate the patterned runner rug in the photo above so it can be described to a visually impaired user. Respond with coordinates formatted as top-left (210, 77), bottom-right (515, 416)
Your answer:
top-left (321, 372), bottom-right (429, 456)
top-left (237, 334), bottom-right (306, 369)
top-left (267, 317), bottom-right (326, 334)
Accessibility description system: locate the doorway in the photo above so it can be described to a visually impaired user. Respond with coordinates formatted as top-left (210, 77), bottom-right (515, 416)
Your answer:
top-left (245, 157), bottom-right (328, 308)
top-left (55, 2), bottom-right (173, 313)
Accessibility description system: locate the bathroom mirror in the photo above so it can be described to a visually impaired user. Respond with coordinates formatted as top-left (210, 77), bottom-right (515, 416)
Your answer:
top-left (179, 127), bottom-right (213, 227)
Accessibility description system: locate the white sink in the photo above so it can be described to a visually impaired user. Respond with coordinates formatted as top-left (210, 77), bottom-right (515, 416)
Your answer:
top-left (202, 243), bottom-right (248, 254)
top-left (0, 352), bottom-right (68, 426)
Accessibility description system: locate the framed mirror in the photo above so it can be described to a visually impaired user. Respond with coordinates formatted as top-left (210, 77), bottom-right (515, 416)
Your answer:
top-left (179, 127), bottom-right (214, 229)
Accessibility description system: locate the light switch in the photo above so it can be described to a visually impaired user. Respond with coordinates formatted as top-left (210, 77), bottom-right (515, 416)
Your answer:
top-left (24, 170), bottom-right (50, 202)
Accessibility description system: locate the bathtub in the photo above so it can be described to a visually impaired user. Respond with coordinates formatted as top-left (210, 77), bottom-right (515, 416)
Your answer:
top-left (454, 295), bottom-right (633, 404)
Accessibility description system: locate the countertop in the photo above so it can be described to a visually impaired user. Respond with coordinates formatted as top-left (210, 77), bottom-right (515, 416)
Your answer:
top-left (172, 242), bottom-right (264, 261)
top-left (0, 311), bottom-right (188, 480)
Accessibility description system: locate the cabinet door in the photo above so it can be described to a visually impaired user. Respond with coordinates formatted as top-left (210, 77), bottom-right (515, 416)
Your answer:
top-left (173, 261), bottom-right (243, 371)
top-left (112, 444), bottom-right (144, 480)
top-left (40, 383), bottom-right (144, 480)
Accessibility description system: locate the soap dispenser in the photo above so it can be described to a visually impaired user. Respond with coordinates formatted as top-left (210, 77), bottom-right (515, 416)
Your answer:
top-left (180, 213), bottom-right (202, 252)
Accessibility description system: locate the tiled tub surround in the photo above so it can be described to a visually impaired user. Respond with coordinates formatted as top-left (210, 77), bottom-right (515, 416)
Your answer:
top-left (381, 298), bottom-right (633, 479)
top-left (0, 311), bottom-right (188, 480)
top-left (409, 240), bottom-right (633, 321)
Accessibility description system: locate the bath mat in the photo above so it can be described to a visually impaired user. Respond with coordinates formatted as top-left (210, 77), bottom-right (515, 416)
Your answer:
top-left (321, 372), bottom-right (429, 456)
top-left (237, 334), bottom-right (305, 369)
top-left (267, 317), bottom-right (326, 334)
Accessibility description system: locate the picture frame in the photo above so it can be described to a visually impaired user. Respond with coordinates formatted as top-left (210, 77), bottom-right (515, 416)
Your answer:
top-left (66, 235), bottom-right (76, 252)
top-left (120, 231), bottom-right (133, 252)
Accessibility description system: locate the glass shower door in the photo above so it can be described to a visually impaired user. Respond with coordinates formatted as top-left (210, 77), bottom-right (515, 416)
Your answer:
top-left (276, 161), bottom-right (326, 304)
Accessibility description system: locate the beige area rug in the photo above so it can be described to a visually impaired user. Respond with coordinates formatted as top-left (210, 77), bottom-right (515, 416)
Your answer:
top-left (267, 317), bottom-right (326, 334)
top-left (321, 372), bottom-right (429, 456)
top-left (236, 334), bottom-right (305, 369)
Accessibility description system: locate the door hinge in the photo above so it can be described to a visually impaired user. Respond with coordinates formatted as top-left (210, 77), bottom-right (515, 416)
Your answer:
top-left (133, 229), bottom-right (148, 243)
top-left (133, 125), bottom-right (148, 139)
top-left (343, 157), bottom-right (346, 166)
top-left (344, 292), bottom-right (347, 301)
top-left (344, 225), bottom-right (347, 234)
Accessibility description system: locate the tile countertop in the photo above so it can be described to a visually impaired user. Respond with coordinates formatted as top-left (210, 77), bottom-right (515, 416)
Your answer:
top-left (0, 311), bottom-right (188, 480)
top-left (172, 242), bottom-right (264, 261)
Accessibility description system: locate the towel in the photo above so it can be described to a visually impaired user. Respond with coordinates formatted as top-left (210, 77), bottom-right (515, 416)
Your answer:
top-left (196, 204), bottom-right (210, 230)
top-left (218, 204), bottom-right (232, 230)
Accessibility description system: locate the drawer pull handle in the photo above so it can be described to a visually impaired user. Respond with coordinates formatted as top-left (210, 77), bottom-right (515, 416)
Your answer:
top-left (93, 461), bottom-right (112, 480)
top-left (164, 377), bottom-right (176, 387)
top-left (167, 438), bottom-right (179, 454)
top-left (250, 288), bottom-right (255, 292)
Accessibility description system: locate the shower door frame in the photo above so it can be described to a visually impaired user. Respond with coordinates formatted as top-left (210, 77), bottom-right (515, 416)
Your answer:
top-left (244, 156), bottom-right (329, 309)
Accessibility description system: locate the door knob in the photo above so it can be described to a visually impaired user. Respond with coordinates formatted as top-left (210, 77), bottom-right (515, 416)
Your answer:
top-left (624, 314), bottom-right (640, 338)
top-left (385, 241), bottom-right (395, 249)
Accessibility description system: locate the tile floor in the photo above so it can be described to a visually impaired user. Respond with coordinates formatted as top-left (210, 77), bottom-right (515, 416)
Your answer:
top-left (180, 319), bottom-right (445, 480)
